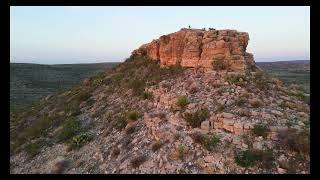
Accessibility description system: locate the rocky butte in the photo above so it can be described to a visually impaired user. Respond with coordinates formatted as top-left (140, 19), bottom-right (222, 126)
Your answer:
top-left (10, 28), bottom-right (310, 174)
top-left (132, 28), bottom-right (257, 71)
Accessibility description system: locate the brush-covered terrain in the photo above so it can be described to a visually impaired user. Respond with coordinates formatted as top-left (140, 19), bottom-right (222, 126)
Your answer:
top-left (256, 60), bottom-right (310, 93)
top-left (10, 55), bottom-right (310, 174)
top-left (10, 62), bottom-right (119, 111)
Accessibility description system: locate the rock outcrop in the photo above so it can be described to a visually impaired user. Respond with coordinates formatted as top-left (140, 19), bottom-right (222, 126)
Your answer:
top-left (132, 28), bottom-right (256, 71)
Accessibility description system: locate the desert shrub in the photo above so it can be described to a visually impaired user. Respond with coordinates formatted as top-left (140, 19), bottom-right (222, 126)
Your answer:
top-left (176, 96), bottom-right (189, 109)
top-left (217, 86), bottom-right (227, 95)
top-left (252, 124), bottom-right (270, 138)
top-left (278, 128), bottom-right (309, 154)
top-left (128, 79), bottom-right (145, 96)
top-left (238, 109), bottom-right (251, 117)
top-left (240, 92), bottom-right (250, 98)
top-left (235, 150), bottom-right (258, 167)
top-left (113, 114), bottom-right (127, 130)
top-left (236, 97), bottom-right (247, 106)
top-left (92, 72), bottom-right (105, 86)
top-left (125, 124), bottom-right (136, 135)
top-left (252, 71), bottom-right (270, 89)
top-left (212, 58), bottom-right (226, 70)
top-left (142, 91), bottom-right (153, 100)
top-left (151, 140), bottom-right (163, 152)
top-left (127, 111), bottom-right (140, 121)
top-left (216, 104), bottom-right (225, 112)
top-left (288, 90), bottom-right (309, 104)
top-left (225, 74), bottom-right (247, 86)
top-left (23, 116), bottom-right (52, 140)
top-left (188, 86), bottom-right (198, 94)
top-left (25, 141), bottom-right (41, 158)
top-left (111, 147), bottom-right (120, 157)
top-left (175, 145), bottom-right (185, 160)
top-left (255, 149), bottom-right (275, 169)
top-left (70, 133), bottom-right (92, 149)
top-left (131, 155), bottom-right (147, 168)
top-left (191, 133), bottom-right (220, 151)
top-left (184, 108), bottom-right (209, 128)
top-left (57, 116), bottom-right (82, 142)
top-left (74, 90), bottom-right (91, 103)
top-left (250, 99), bottom-right (263, 108)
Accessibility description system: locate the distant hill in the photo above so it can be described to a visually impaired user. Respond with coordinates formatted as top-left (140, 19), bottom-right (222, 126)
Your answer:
top-left (10, 62), bottom-right (119, 110)
top-left (257, 60), bottom-right (310, 93)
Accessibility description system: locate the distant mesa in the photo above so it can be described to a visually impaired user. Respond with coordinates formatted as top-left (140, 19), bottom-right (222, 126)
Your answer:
top-left (132, 28), bottom-right (257, 71)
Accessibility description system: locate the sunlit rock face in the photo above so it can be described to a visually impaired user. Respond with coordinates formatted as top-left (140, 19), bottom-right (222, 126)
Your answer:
top-left (132, 28), bottom-right (256, 71)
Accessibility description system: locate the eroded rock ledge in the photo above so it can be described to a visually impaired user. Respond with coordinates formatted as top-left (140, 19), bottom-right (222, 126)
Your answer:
top-left (132, 28), bottom-right (256, 71)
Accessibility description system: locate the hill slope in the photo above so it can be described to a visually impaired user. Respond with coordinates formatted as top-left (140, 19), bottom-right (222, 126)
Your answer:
top-left (10, 56), bottom-right (310, 174)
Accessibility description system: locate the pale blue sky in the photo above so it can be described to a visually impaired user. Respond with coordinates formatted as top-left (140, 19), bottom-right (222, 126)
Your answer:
top-left (10, 6), bottom-right (310, 64)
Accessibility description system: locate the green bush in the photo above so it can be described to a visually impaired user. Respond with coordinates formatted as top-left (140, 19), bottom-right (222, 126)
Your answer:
top-left (25, 142), bottom-right (41, 158)
top-left (176, 96), bottom-right (189, 109)
top-left (225, 74), bottom-right (247, 86)
top-left (191, 133), bottom-right (220, 151)
top-left (127, 111), bottom-right (140, 121)
top-left (235, 150), bottom-right (258, 167)
top-left (142, 91), bottom-right (153, 100)
top-left (70, 133), bottom-right (92, 149)
top-left (184, 108), bottom-right (209, 128)
top-left (252, 124), bottom-right (270, 138)
top-left (57, 116), bottom-right (82, 142)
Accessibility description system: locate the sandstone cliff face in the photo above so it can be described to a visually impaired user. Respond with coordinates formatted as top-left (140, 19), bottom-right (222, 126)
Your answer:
top-left (132, 28), bottom-right (256, 71)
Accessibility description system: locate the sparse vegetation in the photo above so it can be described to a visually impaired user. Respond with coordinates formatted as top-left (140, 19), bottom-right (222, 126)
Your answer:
top-left (216, 104), bottom-right (225, 112)
top-left (25, 141), bottom-right (41, 158)
top-left (191, 133), bottom-right (220, 151)
top-left (70, 133), bottom-right (92, 150)
top-left (125, 123), bottom-right (136, 134)
top-left (235, 149), bottom-right (275, 169)
top-left (225, 73), bottom-right (247, 86)
top-left (235, 97), bottom-right (247, 106)
top-left (250, 99), bottom-right (263, 108)
top-left (252, 71), bottom-right (270, 90)
top-left (184, 108), bottom-right (209, 128)
top-left (212, 58), bottom-right (226, 70)
top-left (252, 124), bottom-right (270, 138)
top-left (278, 128), bottom-right (309, 155)
top-left (235, 150), bottom-right (258, 167)
top-left (127, 110), bottom-right (140, 121)
top-left (176, 96), bottom-right (189, 109)
top-left (131, 155), bottom-right (147, 168)
top-left (111, 147), bottom-right (120, 157)
top-left (175, 145), bottom-right (185, 160)
top-left (151, 140), bottom-right (163, 152)
top-left (238, 109), bottom-right (251, 117)
top-left (57, 116), bottom-right (82, 142)
top-left (112, 114), bottom-right (127, 130)
top-left (142, 91), bottom-right (153, 100)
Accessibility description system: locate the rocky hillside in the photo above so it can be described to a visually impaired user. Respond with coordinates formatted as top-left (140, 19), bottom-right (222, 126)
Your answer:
top-left (10, 29), bottom-right (310, 174)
